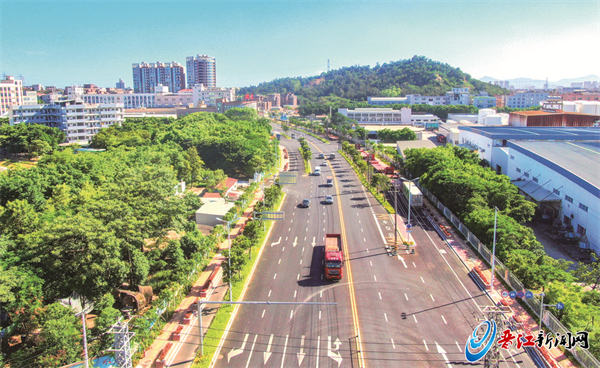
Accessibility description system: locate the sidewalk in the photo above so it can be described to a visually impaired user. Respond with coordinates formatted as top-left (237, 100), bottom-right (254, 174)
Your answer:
top-left (135, 145), bottom-right (290, 368)
top-left (419, 200), bottom-right (576, 368)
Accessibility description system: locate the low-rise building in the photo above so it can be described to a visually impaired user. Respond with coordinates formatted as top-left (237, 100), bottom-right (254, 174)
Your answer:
top-left (504, 91), bottom-right (549, 108)
top-left (473, 96), bottom-right (497, 109)
top-left (82, 92), bottom-right (156, 109)
top-left (10, 99), bottom-right (124, 144)
top-left (338, 107), bottom-right (440, 126)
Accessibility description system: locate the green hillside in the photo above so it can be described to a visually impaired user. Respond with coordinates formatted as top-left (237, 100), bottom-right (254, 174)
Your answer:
top-left (238, 55), bottom-right (508, 105)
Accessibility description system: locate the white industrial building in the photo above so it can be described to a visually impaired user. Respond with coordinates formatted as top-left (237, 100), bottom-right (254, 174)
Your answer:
top-left (1, 76), bottom-right (23, 116)
top-left (338, 107), bottom-right (440, 125)
top-left (10, 99), bottom-right (124, 144)
top-left (82, 92), bottom-right (156, 109)
top-left (456, 126), bottom-right (600, 254)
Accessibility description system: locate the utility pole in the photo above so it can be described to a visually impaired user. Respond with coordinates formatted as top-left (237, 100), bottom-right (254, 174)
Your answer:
top-left (107, 318), bottom-right (135, 368)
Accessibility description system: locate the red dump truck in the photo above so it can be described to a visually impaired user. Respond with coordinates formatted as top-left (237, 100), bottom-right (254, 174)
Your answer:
top-left (324, 234), bottom-right (344, 280)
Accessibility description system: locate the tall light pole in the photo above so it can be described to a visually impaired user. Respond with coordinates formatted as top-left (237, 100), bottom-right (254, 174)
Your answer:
top-left (75, 304), bottom-right (93, 368)
top-left (399, 176), bottom-right (420, 226)
top-left (490, 206), bottom-right (498, 292)
top-left (216, 217), bottom-right (240, 302)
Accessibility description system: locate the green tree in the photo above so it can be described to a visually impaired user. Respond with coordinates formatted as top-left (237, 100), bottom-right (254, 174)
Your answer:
top-left (573, 259), bottom-right (600, 290)
top-left (34, 303), bottom-right (83, 367)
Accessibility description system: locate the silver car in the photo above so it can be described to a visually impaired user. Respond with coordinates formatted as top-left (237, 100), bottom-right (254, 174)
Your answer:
top-left (325, 195), bottom-right (334, 204)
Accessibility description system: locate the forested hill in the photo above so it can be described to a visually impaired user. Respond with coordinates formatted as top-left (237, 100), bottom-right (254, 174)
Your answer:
top-left (238, 56), bottom-right (508, 104)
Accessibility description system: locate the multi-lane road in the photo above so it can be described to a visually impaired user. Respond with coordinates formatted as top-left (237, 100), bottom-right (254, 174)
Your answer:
top-left (209, 129), bottom-right (537, 368)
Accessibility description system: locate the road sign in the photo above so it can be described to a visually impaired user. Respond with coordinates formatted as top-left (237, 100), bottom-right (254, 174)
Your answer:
top-left (517, 291), bottom-right (525, 298)
top-left (509, 291), bottom-right (517, 299)
top-left (556, 302), bottom-right (565, 310)
top-left (525, 291), bottom-right (534, 299)
top-left (501, 291), bottom-right (509, 298)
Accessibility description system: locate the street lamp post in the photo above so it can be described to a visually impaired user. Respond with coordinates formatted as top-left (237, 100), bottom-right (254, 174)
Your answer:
top-left (490, 206), bottom-right (498, 292)
top-left (216, 217), bottom-right (241, 302)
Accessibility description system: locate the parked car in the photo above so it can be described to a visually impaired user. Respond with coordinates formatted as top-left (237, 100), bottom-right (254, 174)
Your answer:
top-left (321, 161), bottom-right (328, 166)
top-left (318, 153), bottom-right (325, 159)
top-left (325, 195), bottom-right (334, 204)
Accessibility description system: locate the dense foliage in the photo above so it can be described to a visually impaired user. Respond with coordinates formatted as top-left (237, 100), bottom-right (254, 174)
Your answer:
top-left (0, 109), bottom-right (274, 366)
top-left (0, 123), bottom-right (65, 157)
top-left (239, 56), bottom-right (509, 105)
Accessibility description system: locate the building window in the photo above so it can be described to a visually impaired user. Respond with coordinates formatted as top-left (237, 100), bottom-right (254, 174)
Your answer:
top-left (565, 195), bottom-right (574, 203)
top-left (533, 177), bottom-right (539, 183)
top-left (553, 188), bottom-right (560, 196)
top-left (579, 203), bottom-right (588, 212)
top-left (516, 167), bottom-right (522, 173)
top-left (510, 155), bottom-right (515, 160)
top-left (524, 172), bottom-right (530, 177)
top-left (563, 215), bottom-right (571, 225)
top-left (577, 225), bottom-right (586, 236)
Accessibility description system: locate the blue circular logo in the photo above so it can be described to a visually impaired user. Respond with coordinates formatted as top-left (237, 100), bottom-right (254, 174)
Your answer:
top-left (525, 291), bottom-right (534, 299)
top-left (509, 291), bottom-right (517, 299)
top-left (465, 320), bottom-right (497, 362)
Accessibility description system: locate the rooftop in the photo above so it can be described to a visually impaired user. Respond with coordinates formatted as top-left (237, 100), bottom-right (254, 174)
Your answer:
top-left (458, 126), bottom-right (600, 141)
top-left (509, 140), bottom-right (600, 196)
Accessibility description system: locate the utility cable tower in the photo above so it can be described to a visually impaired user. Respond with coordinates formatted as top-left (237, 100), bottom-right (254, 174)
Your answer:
top-left (479, 305), bottom-right (510, 368)
top-left (107, 318), bottom-right (135, 368)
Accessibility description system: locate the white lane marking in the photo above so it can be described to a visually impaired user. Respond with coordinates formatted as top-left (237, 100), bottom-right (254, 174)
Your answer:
top-left (357, 213), bottom-right (359, 216)
top-left (413, 262), bottom-right (417, 268)
top-left (316, 336), bottom-right (321, 368)
top-left (294, 290), bottom-right (297, 298)
top-left (307, 219), bottom-right (309, 223)
top-left (441, 315), bottom-right (447, 324)
top-left (384, 313), bottom-right (388, 322)
top-left (306, 227), bottom-right (308, 232)
top-left (323, 219), bottom-right (326, 223)
top-left (366, 248), bottom-right (369, 253)
top-left (430, 294), bottom-right (435, 302)
top-left (363, 238), bottom-right (366, 242)
top-left (373, 275), bottom-right (377, 282)
top-left (370, 261), bottom-right (373, 266)
top-left (398, 255), bottom-right (407, 268)
top-left (273, 273), bottom-right (277, 280)
top-left (271, 237), bottom-right (281, 247)
top-left (278, 259), bottom-right (281, 264)
top-left (300, 259), bottom-right (303, 265)
top-left (359, 220), bottom-right (361, 224)
top-left (312, 237), bottom-right (316, 247)
top-left (420, 276), bottom-right (425, 283)
top-left (320, 290), bottom-right (323, 298)
top-left (413, 315), bottom-right (418, 323)
top-left (290, 310), bottom-right (293, 319)
top-left (293, 212), bottom-right (295, 216)
top-left (291, 219), bottom-right (293, 223)
top-left (404, 293), bottom-right (409, 301)
top-left (297, 274), bottom-right (300, 280)
top-left (227, 334), bottom-right (249, 362)
top-left (361, 228), bottom-right (364, 232)
top-left (391, 338), bottom-right (396, 349)
top-left (323, 227), bottom-right (325, 232)
top-left (372, 213), bottom-right (388, 245)
top-left (288, 227), bottom-right (291, 231)
top-left (261, 309), bottom-right (266, 318)
top-left (423, 340), bottom-right (428, 351)
top-left (436, 341), bottom-right (453, 368)
top-left (293, 236), bottom-right (298, 247)
top-left (268, 290), bottom-right (271, 297)
top-left (286, 236), bottom-right (288, 241)
top-left (304, 236), bottom-right (307, 241)
top-left (455, 341), bottom-right (462, 352)
top-left (319, 310), bottom-right (322, 320)
top-left (264, 334), bottom-right (274, 364)
top-left (378, 292), bottom-right (382, 300)
top-left (282, 247), bottom-right (285, 252)
top-left (280, 335), bottom-right (289, 368)
top-left (244, 334), bottom-right (258, 368)
top-left (297, 335), bottom-right (306, 366)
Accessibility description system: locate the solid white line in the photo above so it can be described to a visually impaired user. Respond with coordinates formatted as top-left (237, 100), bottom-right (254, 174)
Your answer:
top-left (391, 338), bottom-right (396, 349)
top-left (405, 293), bottom-right (409, 301)
top-left (245, 334), bottom-right (258, 368)
top-left (430, 294), bottom-right (435, 302)
top-left (384, 313), bottom-right (388, 322)
top-left (420, 276), bottom-right (425, 283)
top-left (261, 309), bottom-right (266, 318)
top-left (441, 315), bottom-right (447, 324)
top-left (455, 341), bottom-right (462, 352)
top-left (413, 315), bottom-right (418, 323)
top-left (280, 335), bottom-right (289, 368)
top-left (378, 292), bottom-right (382, 300)
top-left (374, 275), bottom-right (377, 282)
top-left (423, 340), bottom-right (428, 351)
top-left (273, 273), bottom-right (277, 280)
top-left (316, 336), bottom-right (320, 368)
top-left (372, 213), bottom-right (388, 245)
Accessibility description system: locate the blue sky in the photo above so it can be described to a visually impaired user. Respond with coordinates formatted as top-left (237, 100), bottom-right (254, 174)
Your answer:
top-left (1, 0), bottom-right (598, 89)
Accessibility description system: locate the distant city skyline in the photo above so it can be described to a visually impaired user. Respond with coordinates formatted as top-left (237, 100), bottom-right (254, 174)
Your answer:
top-left (1, 0), bottom-right (598, 89)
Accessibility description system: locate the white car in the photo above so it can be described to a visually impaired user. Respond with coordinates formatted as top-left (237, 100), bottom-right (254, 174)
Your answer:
top-left (325, 195), bottom-right (334, 204)
top-left (321, 161), bottom-right (328, 166)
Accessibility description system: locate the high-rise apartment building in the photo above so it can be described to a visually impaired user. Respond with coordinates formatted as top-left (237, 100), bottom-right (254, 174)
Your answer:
top-left (1, 76), bottom-right (24, 116)
top-left (132, 61), bottom-right (186, 93)
top-left (186, 55), bottom-right (216, 88)
top-left (116, 78), bottom-right (125, 89)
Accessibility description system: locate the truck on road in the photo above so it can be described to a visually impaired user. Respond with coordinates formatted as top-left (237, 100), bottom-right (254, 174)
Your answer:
top-left (403, 181), bottom-right (423, 208)
top-left (329, 153), bottom-right (336, 159)
top-left (326, 176), bottom-right (333, 187)
top-left (324, 234), bottom-right (344, 280)
top-left (276, 132), bottom-right (281, 140)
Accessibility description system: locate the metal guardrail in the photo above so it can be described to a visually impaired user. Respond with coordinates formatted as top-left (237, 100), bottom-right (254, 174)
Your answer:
top-left (417, 183), bottom-right (600, 368)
